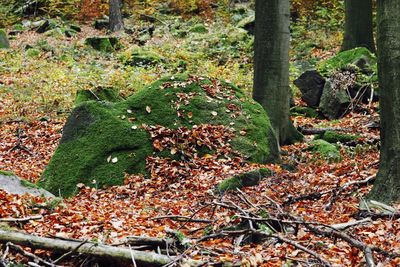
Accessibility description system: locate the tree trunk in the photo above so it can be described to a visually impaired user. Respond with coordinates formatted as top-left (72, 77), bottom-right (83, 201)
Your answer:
top-left (367, 0), bottom-right (400, 204)
top-left (252, 0), bottom-right (302, 145)
top-left (109, 0), bottom-right (124, 32)
top-left (342, 0), bottom-right (375, 52)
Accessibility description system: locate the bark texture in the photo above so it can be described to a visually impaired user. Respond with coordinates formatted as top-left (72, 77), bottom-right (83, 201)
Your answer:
top-left (342, 0), bottom-right (375, 52)
top-left (253, 0), bottom-right (302, 145)
top-left (0, 230), bottom-right (173, 266)
top-left (367, 0), bottom-right (400, 203)
top-left (109, 0), bottom-right (124, 32)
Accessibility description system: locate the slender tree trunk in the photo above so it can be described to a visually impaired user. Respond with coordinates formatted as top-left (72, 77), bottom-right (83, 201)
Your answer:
top-left (342, 0), bottom-right (375, 52)
top-left (253, 0), bottom-right (302, 145)
top-left (367, 0), bottom-right (400, 204)
top-left (109, 0), bottom-right (124, 32)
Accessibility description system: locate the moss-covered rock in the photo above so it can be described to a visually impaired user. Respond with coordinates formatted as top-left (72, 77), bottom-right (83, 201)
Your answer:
top-left (75, 87), bottom-right (123, 105)
top-left (0, 29), bottom-right (10, 49)
top-left (317, 47), bottom-right (377, 77)
top-left (189, 24), bottom-right (208, 33)
top-left (41, 75), bottom-right (279, 197)
top-left (85, 36), bottom-right (121, 53)
top-left (308, 139), bottom-right (341, 162)
top-left (121, 48), bottom-right (164, 67)
top-left (217, 168), bottom-right (272, 192)
top-left (316, 131), bottom-right (359, 144)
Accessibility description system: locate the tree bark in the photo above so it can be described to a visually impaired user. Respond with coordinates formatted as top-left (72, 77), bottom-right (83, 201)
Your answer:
top-left (109, 0), bottom-right (124, 32)
top-left (367, 0), bottom-right (400, 203)
top-left (253, 0), bottom-right (302, 146)
top-left (342, 0), bottom-right (376, 52)
top-left (0, 230), bottom-right (173, 267)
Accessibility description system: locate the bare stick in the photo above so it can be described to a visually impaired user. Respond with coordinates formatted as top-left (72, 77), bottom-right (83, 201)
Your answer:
top-left (7, 242), bottom-right (59, 267)
top-left (152, 215), bottom-right (211, 223)
top-left (0, 215), bottom-right (43, 223)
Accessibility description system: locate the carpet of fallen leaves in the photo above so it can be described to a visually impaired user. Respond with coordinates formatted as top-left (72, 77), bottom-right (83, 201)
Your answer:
top-left (1, 92), bottom-right (400, 266)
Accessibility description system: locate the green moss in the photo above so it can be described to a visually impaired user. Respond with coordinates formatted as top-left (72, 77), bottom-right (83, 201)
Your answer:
top-left (317, 131), bottom-right (359, 143)
top-left (75, 87), bottom-right (123, 105)
top-left (26, 48), bottom-right (40, 57)
top-left (189, 24), bottom-right (208, 33)
top-left (121, 48), bottom-right (164, 67)
top-left (309, 139), bottom-right (341, 162)
top-left (20, 179), bottom-right (39, 189)
top-left (290, 106), bottom-right (319, 118)
top-left (0, 170), bottom-right (14, 176)
top-left (317, 47), bottom-right (377, 77)
top-left (217, 168), bottom-right (272, 191)
top-left (85, 36), bottom-right (121, 53)
top-left (41, 76), bottom-right (278, 197)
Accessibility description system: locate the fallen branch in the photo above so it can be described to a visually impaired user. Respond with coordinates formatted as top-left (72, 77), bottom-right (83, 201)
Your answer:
top-left (0, 215), bottom-right (43, 223)
top-left (0, 230), bottom-right (174, 267)
top-left (284, 175), bottom-right (376, 206)
top-left (152, 215), bottom-right (211, 223)
top-left (7, 242), bottom-right (59, 267)
top-left (197, 229), bottom-right (332, 267)
top-left (298, 127), bottom-right (351, 135)
top-left (125, 236), bottom-right (175, 248)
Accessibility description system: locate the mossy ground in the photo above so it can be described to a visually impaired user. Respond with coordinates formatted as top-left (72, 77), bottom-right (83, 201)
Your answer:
top-left (308, 139), bottom-right (341, 162)
top-left (217, 168), bottom-right (272, 191)
top-left (317, 131), bottom-right (359, 143)
top-left (41, 75), bottom-right (278, 196)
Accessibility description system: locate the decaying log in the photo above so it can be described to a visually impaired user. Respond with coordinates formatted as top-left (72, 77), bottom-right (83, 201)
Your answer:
top-left (0, 230), bottom-right (176, 267)
top-left (298, 127), bottom-right (351, 135)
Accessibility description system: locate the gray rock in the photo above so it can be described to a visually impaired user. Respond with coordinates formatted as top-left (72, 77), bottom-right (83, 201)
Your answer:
top-left (0, 174), bottom-right (55, 198)
top-left (319, 80), bottom-right (351, 119)
top-left (0, 29), bottom-right (10, 49)
top-left (294, 70), bottom-right (325, 107)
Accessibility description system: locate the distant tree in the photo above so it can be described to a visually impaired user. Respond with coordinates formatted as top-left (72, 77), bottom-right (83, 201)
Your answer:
top-left (109, 0), bottom-right (124, 32)
top-left (367, 0), bottom-right (400, 204)
top-left (342, 0), bottom-right (375, 52)
top-left (253, 0), bottom-right (302, 145)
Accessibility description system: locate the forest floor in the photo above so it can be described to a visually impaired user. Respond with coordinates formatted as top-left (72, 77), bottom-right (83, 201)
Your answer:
top-left (1, 11), bottom-right (400, 267)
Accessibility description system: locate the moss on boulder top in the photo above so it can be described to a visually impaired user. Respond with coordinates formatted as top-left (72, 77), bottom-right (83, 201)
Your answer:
top-left (317, 47), bottom-right (377, 78)
top-left (41, 75), bottom-right (279, 197)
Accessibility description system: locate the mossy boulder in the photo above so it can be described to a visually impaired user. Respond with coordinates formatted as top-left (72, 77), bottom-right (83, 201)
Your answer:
top-left (316, 131), bottom-right (359, 144)
top-left (237, 15), bottom-right (255, 35)
top-left (308, 139), bottom-right (341, 162)
top-left (0, 29), bottom-right (10, 49)
top-left (189, 24), bottom-right (208, 33)
top-left (317, 47), bottom-right (377, 77)
top-left (217, 168), bottom-right (272, 192)
top-left (85, 36), bottom-right (121, 53)
top-left (41, 75), bottom-right (279, 197)
top-left (121, 48), bottom-right (164, 67)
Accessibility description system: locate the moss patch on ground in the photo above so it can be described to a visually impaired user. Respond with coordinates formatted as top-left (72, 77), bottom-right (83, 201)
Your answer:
top-left (217, 168), bottom-right (272, 192)
top-left (41, 75), bottom-right (279, 197)
top-left (316, 131), bottom-right (359, 144)
top-left (308, 139), bottom-right (341, 162)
